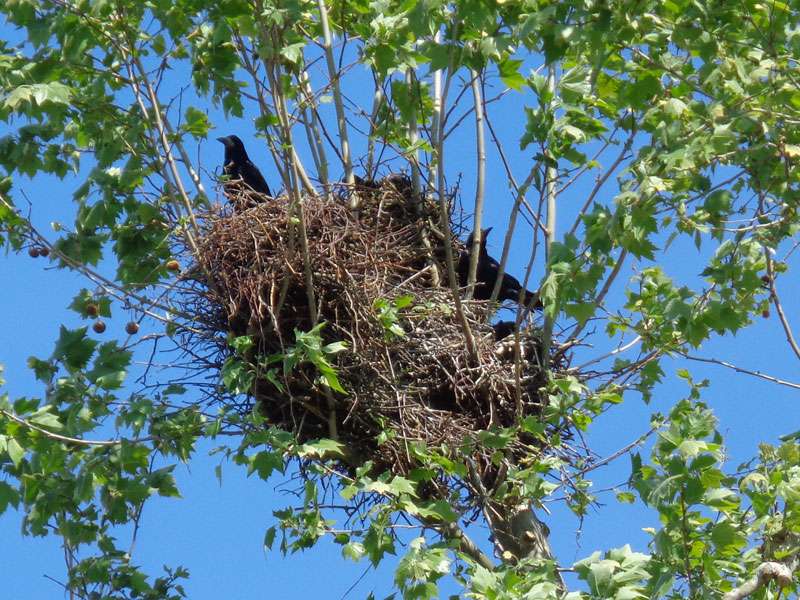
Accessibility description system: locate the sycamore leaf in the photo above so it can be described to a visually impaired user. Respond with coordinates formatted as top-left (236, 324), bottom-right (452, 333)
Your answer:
top-left (52, 326), bottom-right (97, 371)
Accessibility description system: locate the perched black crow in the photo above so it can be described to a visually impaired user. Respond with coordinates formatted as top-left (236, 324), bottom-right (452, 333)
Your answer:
top-left (217, 135), bottom-right (272, 204)
top-left (457, 227), bottom-right (541, 308)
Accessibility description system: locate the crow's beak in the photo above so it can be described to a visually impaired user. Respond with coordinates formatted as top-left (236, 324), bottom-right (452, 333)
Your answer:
top-left (483, 227), bottom-right (493, 236)
top-left (216, 136), bottom-right (229, 145)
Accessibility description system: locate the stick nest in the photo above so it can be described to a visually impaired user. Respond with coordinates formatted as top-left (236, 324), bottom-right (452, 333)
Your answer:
top-left (186, 179), bottom-right (568, 479)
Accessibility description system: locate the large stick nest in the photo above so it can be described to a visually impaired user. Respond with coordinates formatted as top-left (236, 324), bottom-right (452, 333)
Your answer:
top-left (185, 179), bottom-right (569, 481)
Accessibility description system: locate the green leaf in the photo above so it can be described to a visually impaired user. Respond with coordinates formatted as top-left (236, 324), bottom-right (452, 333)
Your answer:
top-left (248, 450), bottom-right (283, 480)
top-left (411, 500), bottom-right (458, 523)
top-left (4, 82), bottom-right (74, 109)
top-left (0, 480), bottom-right (20, 514)
top-left (148, 466), bottom-right (181, 498)
top-left (28, 406), bottom-right (63, 430)
top-left (498, 58), bottom-right (525, 90)
top-left (710, 521), bottom-right (746, 553)
top-left (663, 97), bottom-right (687, 117)
top-left (322, 341), bottom-right (348, 354)
top-left (27, 357), bottom-right (57, 382)
top-left (677, 439), bottom-right (707, 460)
top-left (221, 356), bottom-right (254, 395)
top-left (183, 107), bottom-right (211, 138)
top-left (52, 326), bottom-right (98, 371)
top-left (343, 541), bottom-right (365, 561)
top-left (703, 487), bottom-right (740, 512)
top-left (88, 342), bottom-right (131, 389)
top-left (263, 526), bottom-right (277, 550)
top-left (616, 491), bottom-right (636, 504)
top-left (5, 436), bottom-right (24, 467)
top-left (297, 438), bottom-right (346, 459)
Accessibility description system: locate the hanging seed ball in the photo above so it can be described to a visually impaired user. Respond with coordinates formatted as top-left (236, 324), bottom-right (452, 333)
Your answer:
top-left (86, 303), bottom-right (99, 317)
top-left (92, 320), bottom-right (106, 334)
top-left (166, 259), bottom-right (180, 272)
top-left (38, 247), bottom-right (50, 257)
top-left (125, 321), bottom-right (139, 335)
top-left (28, 247), bottom-right (40, 258)
top-left (762, 309), bottom-right (770, 319)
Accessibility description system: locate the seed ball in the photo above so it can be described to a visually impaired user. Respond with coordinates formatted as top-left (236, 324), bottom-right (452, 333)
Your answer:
top-left (38, 247), bottom-right (50, 257)
top-left (28, 247), bottom-right (40, 258)
top-left (86, 303), bottom-right (99, 317)
top-left (166, 260), bottom-right (180, 272)
top-left (125, 321), bottom-right (139, 335)
top-left (92, 320), bottom-right (106, 334)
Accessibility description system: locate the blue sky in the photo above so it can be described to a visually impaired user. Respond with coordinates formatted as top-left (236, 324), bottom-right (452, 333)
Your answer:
top-left (2, 14), bottom-right (800, 600)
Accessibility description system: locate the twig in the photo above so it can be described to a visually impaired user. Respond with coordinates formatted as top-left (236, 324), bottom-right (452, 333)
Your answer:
top-left (680, 352), bottom-right (800, 390)
top-left (561, 249), bottom-right (629, 350)
top-left (305, 77), bottom-right (331, 188)
top-left (571, 335), bottom-right (643, 372)
top-left (0, 193), bottom-right (201, 329)
top-left (0, 409), bottom-right (156, 447)
top-left (489, 166), bottom-right (539, 303)
top-left (566, 424), bottom-right (659, 484)
top-left (765, 249), bottom-right (800, 361)
top-left (365, 74), bottom-right (384, 179)
top-left (566, 128), bottom-right (635, 237)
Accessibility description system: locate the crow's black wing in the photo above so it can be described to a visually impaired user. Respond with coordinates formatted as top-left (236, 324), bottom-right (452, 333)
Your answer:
top-left (458, 248), bottom-right (495, 299)
top-left (457, 250), bottom-right (470, 288)
top-left (472, 253), bottom-right (501, 300)
top-left (497, 271), bottom-right (541, 308)
top-left (241, 160), bottom-right (272, 197)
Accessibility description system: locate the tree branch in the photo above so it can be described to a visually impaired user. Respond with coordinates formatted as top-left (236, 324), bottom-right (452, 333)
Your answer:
top-left (431, 29), bottom-right (477, 361)
top-left (766, 250), bottom-right (800, 361)
top-left (0, 409), bottom-right (155, 447)
top-left (466, 68), bottom-right (486, 297)
top-left (722, 562), bottom-right (793, 600)
top-left (316, 0), bottom-right (354, 199)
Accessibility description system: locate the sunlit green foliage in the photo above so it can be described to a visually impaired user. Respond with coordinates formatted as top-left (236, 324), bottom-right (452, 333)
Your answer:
top-left (1, 0), bottom-right (799, 598)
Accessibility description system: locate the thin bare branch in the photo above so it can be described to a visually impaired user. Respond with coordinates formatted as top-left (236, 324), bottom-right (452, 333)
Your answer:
top-left (0, 409), bottom-right (156, 447)
top-left (561, 249), bottom-right (629, 350)
top-left (542, 65), bottom-right (558, 365)
top-left (466, 69), bottom-right (486, 297)
top-left (766, 249), bottom-right (800, 361)
top-left (431, 28), bottom-right (477, 360)
top-left (316, 0), bottom-right (354, 198)
top-left (681, 352), bottom-right (800, 390)
top-left (567, 127), bottom-right (635, 238)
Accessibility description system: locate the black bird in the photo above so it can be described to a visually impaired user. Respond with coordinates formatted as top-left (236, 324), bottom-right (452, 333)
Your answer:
top-left (492, 320), bottom-right (517, 341)
top-left (349, 173), bottom-right (414, 198)
top-left (457, 227), bottom-right (541, 308)
top-left (217, 135), bottom-right (272, 205)
top-left (352, 174), bottom-right (379, 190)
top-left (380, 173), bottom-right (414, 199)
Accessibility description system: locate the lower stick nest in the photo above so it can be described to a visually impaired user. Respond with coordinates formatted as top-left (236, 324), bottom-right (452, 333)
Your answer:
top-left (189, 180), bottom-right (567, 477)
